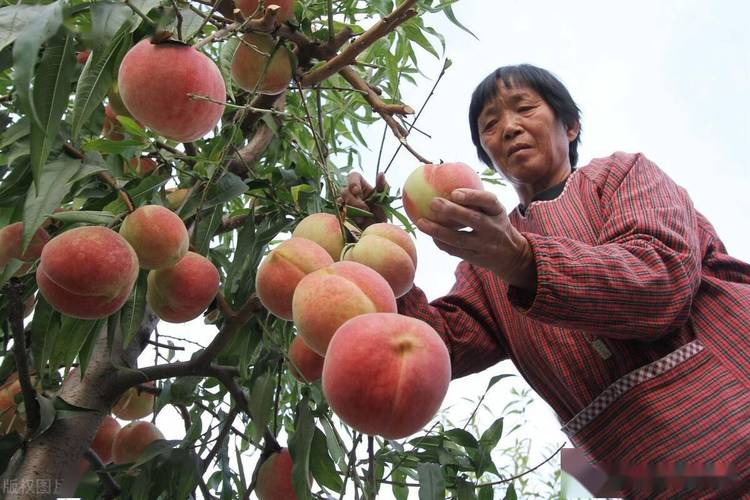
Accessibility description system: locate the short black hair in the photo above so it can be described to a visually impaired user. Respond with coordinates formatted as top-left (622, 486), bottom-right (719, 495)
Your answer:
top-left (469, 64), bottom-right (582, 168)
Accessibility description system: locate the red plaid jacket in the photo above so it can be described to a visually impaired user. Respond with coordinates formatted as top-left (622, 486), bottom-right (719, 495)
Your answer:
top-left (398, 152), bottom-right (750, 499)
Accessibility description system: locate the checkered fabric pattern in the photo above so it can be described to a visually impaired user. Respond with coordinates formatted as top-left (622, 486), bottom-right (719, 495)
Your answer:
top-left (398, 152), bottom-right (750, 499)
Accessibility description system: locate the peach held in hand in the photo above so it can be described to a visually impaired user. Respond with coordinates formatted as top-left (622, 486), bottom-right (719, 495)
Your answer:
top-left (119, 205), bottom-right (189, 270)
top-left (291, 212), bottom-right (346, 262)
top-left (292, 261), bottom-right (397, 355)
top-left (402, 162), bottom-right (484, 227)
top-left (231, 33), bottom-right (293, 95)
top-left (36, 226), bottom-right (139, 319)
top-left (322, 313), bottom-right (451, 439)
top-left (118, 39), bottom-right (226, 142)
top-left (288, 335), bottom-right (324, 383)
top-left (255, 448), bottom-right (299, 500)
top-left (342, 223), bottom-right (417, 298)
top-left (147, 251), bottom-right (220, 323)
top-left (111, 420), bottom-right (164, 464)
top-left (255, 237), bottom-right (333, 320)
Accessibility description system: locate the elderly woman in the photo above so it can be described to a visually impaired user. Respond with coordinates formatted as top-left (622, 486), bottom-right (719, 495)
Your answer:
top-left (343, 64), bottom-right (749, 499)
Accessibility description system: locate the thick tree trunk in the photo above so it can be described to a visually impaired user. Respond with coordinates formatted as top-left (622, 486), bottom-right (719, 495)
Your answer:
top-left (5, 313), bottom-right (157, 499)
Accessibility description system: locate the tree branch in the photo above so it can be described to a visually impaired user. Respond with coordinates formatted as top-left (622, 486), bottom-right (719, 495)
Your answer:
top-left (299, 0), bottom-right (419, 87)
top-left (83, 448), bottom-right (121, 499)
top-left (200, 404), bottom-right (240, 473)
top-left (5, 279), bottom-right (39, 434)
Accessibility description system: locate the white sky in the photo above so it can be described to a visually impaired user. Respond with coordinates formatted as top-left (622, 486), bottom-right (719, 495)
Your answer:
top-left (149, 1), bottom-right (750, 496)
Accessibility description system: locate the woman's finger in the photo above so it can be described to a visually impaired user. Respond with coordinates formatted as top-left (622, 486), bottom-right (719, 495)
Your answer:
top-left (450, 189), bottom-right (505, 216)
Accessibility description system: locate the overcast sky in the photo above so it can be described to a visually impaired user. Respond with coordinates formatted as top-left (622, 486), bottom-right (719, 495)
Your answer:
top-left (152, 1), bottom-right (750, 495)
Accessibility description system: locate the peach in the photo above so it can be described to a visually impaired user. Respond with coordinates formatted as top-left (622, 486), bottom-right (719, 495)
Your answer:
top-left (76, 50), bottom-right (90, 65)
top-left (147, 251), bottom-right (220, 323)
top-left (127, 157), bottom-right (157, 176)
top-left (165, 188), bottom-right (189, 210)
top-left (0, 222), bottom-right (50, 269)
top-left (235, 0), bottom-right (294, 22)
top-left (36, 226), bottom-right (139, 319)
top-left (107, 82), bottom-right (133, 118)
top-left (90, 415), bottom-right (121, 463)
top-left (402, 162), bottom-right (484, 227)
top-left (255, 448), bottom-right (299, 500)
top-left (231, 33), bottom-right (293, 95)
top-left (292, 261), bottom-right (396, 355)
top-left (288, 336), bottom-right (324, 383)
top-left (112, 381), bottom-right (156, 420)
top-left (322, 313), bottom-right (451, 439)
top-left (111, 420), bottom-right (164, 464)
top-left (291, 213), bottom-right (346, 262)
top-left (255, 237), bottom-right (333, 320)
top-left (342, 223), bottom-right (417, 298)
top-left (0, 375), bottom-right (22, 435)
top-left (118, 39), bottom-right (226, 142)
top-left (119, 205), bottom-right (189, 270)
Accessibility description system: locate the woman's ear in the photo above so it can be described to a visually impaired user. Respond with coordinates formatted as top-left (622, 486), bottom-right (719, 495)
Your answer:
top-left (566, 120), bottom-right (580, 142)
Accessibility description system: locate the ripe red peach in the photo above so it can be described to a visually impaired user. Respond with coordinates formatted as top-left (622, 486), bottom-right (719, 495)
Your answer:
top-left (118, 39), bottom-right (226, 142)
top-left (322, 313), bottom-right (451, 439)
top-left (90, 415), bottom-right (121, 464)
top-left (102, 105), bottom-right (125, 141)
top-left (342, 223), bottom-right (417, 298)
top-left (111, 420), bottom-right (165, 464)
top-left (288, 335), bottom-right (324, 383)
top-left (0, 222), bottom-right (50, 270)
top-left (147, 251), bottom-right (220, 323)
top-left (76, 50), bottom-right (90, 65)
top-left (402, 162), bottom-right (484, 227)
top-left (255, 448), bottom-right (299, 500)
top-left (235, 0), bottom-right (294, 22)
top-left (119, 205), bottom-right (189, 270)
top-left (256, 237), bottom-right (333, 320)
top-left (291, 213), bottom-right (346, 262)
top-left (112, 381), bottom-right (156, 420)
top-left (292, 261), bottom-right (396, 355)
top-left (36, 226), bottom-right (139, 319)
top-left (231, 33), bottom-right (293, 95)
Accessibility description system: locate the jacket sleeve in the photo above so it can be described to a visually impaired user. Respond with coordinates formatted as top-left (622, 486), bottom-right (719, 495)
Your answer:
top-left (398, 261), bottom-right (509, 378)
top-left (508, 152), bottom-right (702, 340)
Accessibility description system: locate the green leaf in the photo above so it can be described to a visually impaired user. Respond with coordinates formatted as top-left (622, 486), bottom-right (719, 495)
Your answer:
top-left (0, 5), bottom-right (56, 52)
top-left (77, 320), bottom-right (104, 376)
top-left (417, 462), bottom-right (445, 500)
top-left (49, 317), bottom-right (103, 375)
top-left (444, 428), bottom-right (479, 450)
top-left (479, 417), bottom-right (503, 452)
top-left (503, 483), bottom-right (517, 500)
top-left (49, 210), bottom-right (116, 226)
top-left (11, 1), bottom-right (64, 133)
top-left (456, 478), bottom-right (479, 500)
top-left (478, 484), bottom-right (494, 500)
top-left (28, 394), bottom-right (56, 440)
top-left (487, 374), bottom-right (514, 391)
top-left (288, 393), bottom-right (314, 500)
top-left (309, 427), bottom-right (343, 492)
top-left (0, 119), bottom-right (30, 149)
top-left (90, 2), bottom-right (132, 47)
top-left (193, 205), bottom-right (223, 255)
top-left (119, 270), bottom-right (148, 348)
top-left (247, 371), bottom-right (274, 443)
top-left (71, 22), bottom-right (133, 139)
top-left (132, 439), bottom-right (182, 467)
top-left (391, 468), bottom-right (409, 500)
top-left (22, 157), bottom-right (81, 251)
top-left (29, 30), bottom-right (76, 188)
top-left (442, 4), bottom-right (478, 40)
top-left (30, 296), bottom-right (60, 378)
top-left (205, 173), bottom-right (248, 207)
top-left (219, 38), bottom-right (239, 102)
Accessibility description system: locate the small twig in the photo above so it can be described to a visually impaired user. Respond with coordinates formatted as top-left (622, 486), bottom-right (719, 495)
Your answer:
top-left (170, 0), bottom-right (184, 40)
top-left (6, 279), bottom-right (40, 435)
top-left (63, 143), bottom-right (136, 212)
top-left (146, 339), bottom-right (185, 351)
top-left (366, 436), bottom-right (375, 499)
top-left (84, 448), bottom-right (121, 498)
top-left (480, 443), bottom-right (565, 487)
top-left (216, 292), bottom-right (236, 319)
top-left (201, 404), bottom-right (241, 472)
top-left (123, 0), bottom-right (155, 27)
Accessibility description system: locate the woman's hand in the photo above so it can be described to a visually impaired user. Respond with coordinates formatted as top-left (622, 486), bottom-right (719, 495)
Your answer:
top-left (339, 172), bottom-right (389, 229)
top-left (416, 188), bottom-right (538, 291)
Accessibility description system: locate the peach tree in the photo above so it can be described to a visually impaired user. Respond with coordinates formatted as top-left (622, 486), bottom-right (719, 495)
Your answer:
top-left (0, 0), bottom-right (556, 498)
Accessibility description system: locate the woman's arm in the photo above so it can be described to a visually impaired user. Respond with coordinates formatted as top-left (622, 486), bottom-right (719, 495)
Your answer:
top-left (398, 261), bottom-right (509, 378)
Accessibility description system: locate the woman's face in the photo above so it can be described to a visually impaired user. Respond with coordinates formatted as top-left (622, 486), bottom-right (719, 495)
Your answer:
top-left (477, 80), bottom-right (579, 203)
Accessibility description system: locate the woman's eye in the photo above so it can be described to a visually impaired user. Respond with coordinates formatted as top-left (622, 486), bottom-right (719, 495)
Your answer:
top-left (482, 120), bottom-right (497, 132)
top-left (518, 106), bottom-right (533, 112)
